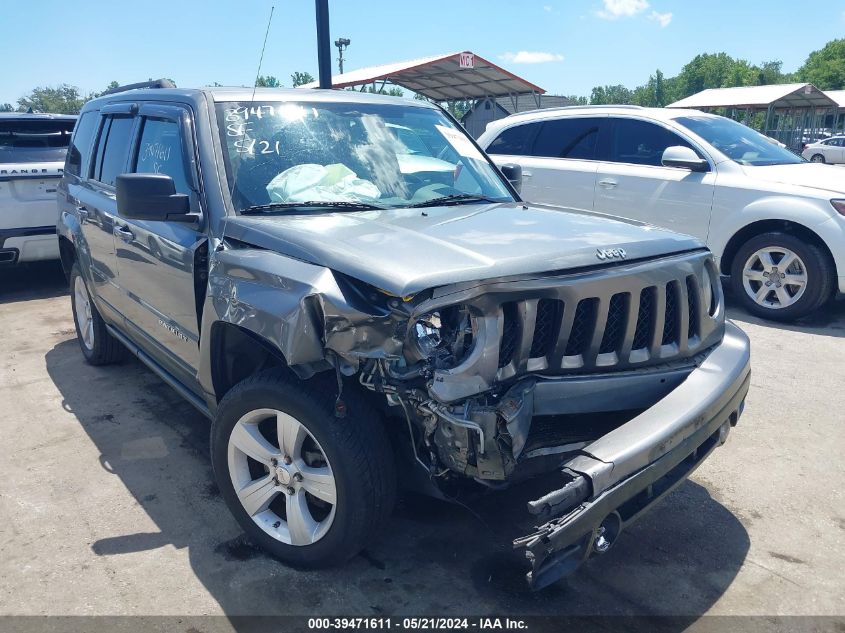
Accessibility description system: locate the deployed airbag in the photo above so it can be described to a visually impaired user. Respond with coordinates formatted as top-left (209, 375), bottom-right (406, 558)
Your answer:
top-left (266, 163), bottom-right (380, 203)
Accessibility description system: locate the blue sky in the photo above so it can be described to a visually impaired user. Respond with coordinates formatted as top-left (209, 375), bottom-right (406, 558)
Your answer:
top-left (2, 0), bottom-right (843, 105)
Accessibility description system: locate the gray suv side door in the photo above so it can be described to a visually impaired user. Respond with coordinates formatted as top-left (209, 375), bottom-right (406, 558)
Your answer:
top-left (73, 106), bottom-right (138, 319)
top-left (111, 103), bottom-right (205, 383)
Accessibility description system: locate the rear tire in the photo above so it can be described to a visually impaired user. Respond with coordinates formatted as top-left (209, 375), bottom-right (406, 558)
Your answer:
top-left (729, 231), bottom-right (833, 321)
top-left (211, 369), bottom-right (396, 568)
top-left (810, 153), bottom-right (825, 163)
top-left (69, 263), bottom-right (125, 365)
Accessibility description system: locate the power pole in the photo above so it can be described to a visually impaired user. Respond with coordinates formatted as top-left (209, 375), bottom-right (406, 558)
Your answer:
top-left (335, 37), bottom-right (350, 74)
top-left (315, 0), bottom-right (332, 89)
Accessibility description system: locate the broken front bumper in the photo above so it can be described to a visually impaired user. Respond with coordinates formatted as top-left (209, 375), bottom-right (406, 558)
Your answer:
top-left (514, 321), bottom-right (751, 590)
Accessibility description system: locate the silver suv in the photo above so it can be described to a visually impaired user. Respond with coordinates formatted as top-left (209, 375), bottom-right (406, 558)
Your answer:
top-left (57, 84), bottom-right (750, 589)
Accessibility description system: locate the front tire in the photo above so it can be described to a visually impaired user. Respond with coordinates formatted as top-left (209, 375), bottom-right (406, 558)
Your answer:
top-left (730, 232), bottom-right (834, 321)
top-left (211, 369), bottom-right (396, 568)
top-left (810, 153), bottom-right (825, 163)
top-left (69, 263), bottom-right (125, 364)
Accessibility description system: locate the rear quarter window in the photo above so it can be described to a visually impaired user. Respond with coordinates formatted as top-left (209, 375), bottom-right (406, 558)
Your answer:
top-left (65, 112), bottom-right (98, 177)
top-left (0, 118), bottom-right (76, 164)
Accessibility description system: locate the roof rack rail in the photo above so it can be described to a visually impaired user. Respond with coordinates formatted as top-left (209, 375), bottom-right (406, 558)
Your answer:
top-left (101, 79), bottom-right (176, 96)
top-left (507, 104), bottom-right (646, 117)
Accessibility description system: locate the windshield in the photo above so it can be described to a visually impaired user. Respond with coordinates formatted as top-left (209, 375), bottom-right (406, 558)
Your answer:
top-left (216, 101), bottom-right (513, 212)
top-left (675, 115), bottom-right (804, 167)
top-left (0, 119), bottom-right (75, 164)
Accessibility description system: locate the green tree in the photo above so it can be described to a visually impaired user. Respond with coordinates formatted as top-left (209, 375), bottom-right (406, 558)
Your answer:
top-left (590, 84), bottom-right (633, 105)
top-left (565, 95), bottom-right (588, 105)
top-left (798, 39), bottom-right (845, 90)
top-left (255, 75), bottom-right (281, 88)
top-left (0, 103), bottom-right (13, 112)
top-left (17, 84), bottom-right (86, 114)
top-left (290, 71), bottom-right (315, 87)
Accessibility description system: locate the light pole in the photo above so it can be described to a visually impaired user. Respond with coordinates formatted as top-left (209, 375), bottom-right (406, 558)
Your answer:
top-left (315, 0), bottom-right (332, 89)
top-left (335, 37), bottom-right (350, 74)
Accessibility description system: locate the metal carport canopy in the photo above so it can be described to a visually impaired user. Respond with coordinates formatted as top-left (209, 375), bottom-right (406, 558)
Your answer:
top-left (298, 51), bottom-right (545, 100)
top-left (667, 83), bottom-right (837, 110)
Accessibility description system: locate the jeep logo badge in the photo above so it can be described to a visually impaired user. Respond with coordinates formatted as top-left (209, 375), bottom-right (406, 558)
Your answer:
top-left (596, 248), bottom-right (627, 260)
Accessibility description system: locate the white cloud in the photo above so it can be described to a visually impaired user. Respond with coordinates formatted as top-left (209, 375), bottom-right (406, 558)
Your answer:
top-left (543, 4), bottom-right (553, 11)
top-left (648, 11), bottom-right (672, 29)
top-left (499, 51), bottom-right (565, 64)
top-left (649, 10), bottom-right (672, 27)
top-left (597, 0), bottom-right (650, 19)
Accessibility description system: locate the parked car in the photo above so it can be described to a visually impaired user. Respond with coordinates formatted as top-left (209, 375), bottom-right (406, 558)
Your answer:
top-left (57, 84), bottom-right (750, 589)
top-left (802, 135), bottom-right (845, 164)
top-left (479, 106), bottom-right (845, 321)
top-left (0, 112), bottom-right (76, 265)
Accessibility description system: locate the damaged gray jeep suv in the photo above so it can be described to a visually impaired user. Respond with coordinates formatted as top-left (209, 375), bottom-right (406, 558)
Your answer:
top-left (57, 83), bottom-right (750, 589)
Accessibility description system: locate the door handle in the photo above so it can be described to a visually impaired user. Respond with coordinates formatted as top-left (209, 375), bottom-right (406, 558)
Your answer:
top-left (598, 178), bottom-right (618, 189)
top-left (522, 171), bottom-right (533, 177)
top-left (113, 226), bottom-right (134, 242)
top-left (76, 206), bottom-right (89, 222)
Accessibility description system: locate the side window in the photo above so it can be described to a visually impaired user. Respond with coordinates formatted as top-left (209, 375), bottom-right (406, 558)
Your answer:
top-left (531, 118), bottom-right (601, 160)
top-left (66, 112), bottom-right (98, 177)
top-left (610, 119), bottom-right (692, 167)
top-left (486, 122), bottom-right (540, 155)
top-left (92, 115), bottom-right (135, 186)
top-left (134, 117), bottom-right (191, 195)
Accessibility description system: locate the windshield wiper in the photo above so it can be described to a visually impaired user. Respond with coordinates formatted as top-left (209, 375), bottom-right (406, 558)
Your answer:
top-left (406, 193), bottom-right (507, 208)
top-left (241, 200), bottom-right (386, 215)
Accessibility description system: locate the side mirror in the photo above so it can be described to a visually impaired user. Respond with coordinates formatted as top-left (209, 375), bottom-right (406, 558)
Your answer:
top-left (116, 173), bottom-right (192, 222)
top-left (499, 163), bottom-right (522, 193)
top-left (661, 146), bottom-right (709, 172)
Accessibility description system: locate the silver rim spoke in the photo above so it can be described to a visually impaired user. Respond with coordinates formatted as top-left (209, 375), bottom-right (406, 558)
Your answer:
top-left (230, 422), bottom-right (277, 465)
top-left (237, 475), bottom-right (278, 516)
top-left (285, 490), bottom-right (320, 546)
top-left (277, 412), bottom-right (305, 458)
top-left (228, 408), bottom-right (336, 546)
top-left (298, 465), bottom-right (337, 504)
top-left (742, 247), bottom-right (808, 310)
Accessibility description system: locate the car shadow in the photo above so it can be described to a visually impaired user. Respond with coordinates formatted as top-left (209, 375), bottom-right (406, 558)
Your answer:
top-left (45, 338), bottom-right (749, 625)
top-left (0, 260), bottom-right (68, 304)
top-left (723, 283), bottom-right (845, 339)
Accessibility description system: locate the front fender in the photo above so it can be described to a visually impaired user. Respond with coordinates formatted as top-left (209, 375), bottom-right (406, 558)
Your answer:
top-left (708, 194), bottom-right (842, 271)
top-left (197, 247), bottom-right (407, 400)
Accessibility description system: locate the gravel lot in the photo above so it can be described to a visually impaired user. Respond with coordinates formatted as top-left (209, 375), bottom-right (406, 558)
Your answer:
top-left (1, 261), bottom-right (844, 620)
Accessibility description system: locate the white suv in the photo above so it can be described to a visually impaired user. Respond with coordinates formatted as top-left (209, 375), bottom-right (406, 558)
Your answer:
top-left (478, 106), bottom-right (845, 321)
top-left (0, 113), bottom-right (76, 266)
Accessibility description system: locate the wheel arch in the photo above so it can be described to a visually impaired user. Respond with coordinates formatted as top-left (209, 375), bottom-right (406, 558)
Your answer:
top-left (719, 219), bottom-right (837, 278)
top-left (207, 321), bottom-right (297, 403)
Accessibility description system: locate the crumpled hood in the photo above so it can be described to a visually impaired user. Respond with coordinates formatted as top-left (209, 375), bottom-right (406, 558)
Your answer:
top-left (742, 163), bottom-right (845, 196)
top-left (221, 202), bottom-right (703, 297)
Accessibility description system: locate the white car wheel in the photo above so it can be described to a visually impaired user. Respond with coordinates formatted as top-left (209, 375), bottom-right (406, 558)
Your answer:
top-left (741, 247), bottom-right (808, 309)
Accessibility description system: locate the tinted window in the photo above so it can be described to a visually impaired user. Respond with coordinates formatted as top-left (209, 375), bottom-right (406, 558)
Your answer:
top-left (93, 115), bottom-right (134, 186)
top-left (532, 118), bottom-right (600, 160)
top-left (66, 112), bottom-right (98, 177)
top-left (134, 117), bottom-right (191, 195)
top-left (609, 119), bottom-right (692, 166)
top-left (486, 122), bottom-right (540, 155)
top-left (0, 118), bottom-right (75, 164)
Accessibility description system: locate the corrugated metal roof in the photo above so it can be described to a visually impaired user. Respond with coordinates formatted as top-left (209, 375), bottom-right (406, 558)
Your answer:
top-left (667, 83), bottom-right (837, 110)
top-left (298, 51), bottom-right (545, 100)
top-left (825, 90), bottom-right (845, 108)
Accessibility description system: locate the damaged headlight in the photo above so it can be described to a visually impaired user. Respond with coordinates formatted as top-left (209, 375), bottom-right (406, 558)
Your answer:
top-left (409, 305), bottom-right (475, 367)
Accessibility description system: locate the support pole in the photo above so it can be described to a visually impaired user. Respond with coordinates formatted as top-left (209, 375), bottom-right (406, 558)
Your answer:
top-left (315, 0), bottom-right (333, 89)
